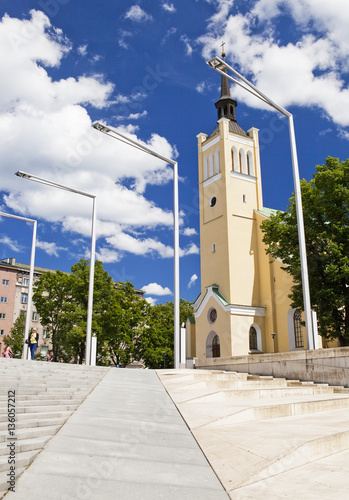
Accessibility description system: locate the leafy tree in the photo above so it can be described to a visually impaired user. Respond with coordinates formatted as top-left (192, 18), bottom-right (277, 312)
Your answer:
top-left (33, 270), bottom-right (73, 361)
top-left (4, 314), bottom-right (26, 358)
top-left (261, 157), bottom-right (349, 344)
top-left (137, 299), bottom-right (194, 369)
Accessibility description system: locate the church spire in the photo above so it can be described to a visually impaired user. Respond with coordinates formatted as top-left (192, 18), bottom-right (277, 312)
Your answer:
top-left (214, 43), bottom-right (237, 122)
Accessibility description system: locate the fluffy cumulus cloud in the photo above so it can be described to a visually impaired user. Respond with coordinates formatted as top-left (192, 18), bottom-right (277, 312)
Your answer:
top-left (124, 5), bottom-right (153, 22)
top-left (36, 239), bottom-right (66, 257)
top-left (188, 274), bottom-right (198, 288)
top-left (142, 282), bottom-right (172, 296)
top-left (162, 3), bottom-right (176, 13)
top-left (197, 0), bottom-right (349, 128)
top-left (0, 236), bottom-right (23, 253)
top-left (0, 11), bottom-right (195, 261)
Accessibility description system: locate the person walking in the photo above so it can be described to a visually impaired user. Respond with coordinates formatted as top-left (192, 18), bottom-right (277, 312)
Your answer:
top-left (28, 328), bottom-right (39, 360)
top-left (3, 345), bottom-right (13, 358)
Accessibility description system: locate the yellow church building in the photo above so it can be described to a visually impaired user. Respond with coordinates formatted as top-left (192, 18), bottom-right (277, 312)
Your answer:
top-left (186, 56), bottom-right (321, 361)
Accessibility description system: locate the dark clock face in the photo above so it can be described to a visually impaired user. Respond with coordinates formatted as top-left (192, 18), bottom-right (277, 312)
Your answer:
top-left (210, 196), bottom-right (216, 207)
top-left (209, 308), bottom-right (217, 323)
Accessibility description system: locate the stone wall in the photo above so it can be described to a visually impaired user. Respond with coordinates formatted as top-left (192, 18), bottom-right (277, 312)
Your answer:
top-left (194, 347), bottom-right (349, 387)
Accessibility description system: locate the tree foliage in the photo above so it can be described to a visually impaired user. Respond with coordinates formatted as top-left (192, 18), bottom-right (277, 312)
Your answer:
top-left (4, 314), bottom-right (26, 358)
top-left (261, 157), bottom-right (349, 343)
top-left (33, 259), bottom-right (192, 367)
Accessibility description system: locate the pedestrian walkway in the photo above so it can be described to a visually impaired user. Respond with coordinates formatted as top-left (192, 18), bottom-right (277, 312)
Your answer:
top-left (5, 367), bottom-right (227, 500)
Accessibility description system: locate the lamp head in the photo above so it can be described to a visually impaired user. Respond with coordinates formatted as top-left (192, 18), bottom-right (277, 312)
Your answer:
top-left (91, 121), bottom-right (111, 133)
top-left (206, 57), bottom-right (226, 71)
top-left (15, 171), bottom-right (31, 179)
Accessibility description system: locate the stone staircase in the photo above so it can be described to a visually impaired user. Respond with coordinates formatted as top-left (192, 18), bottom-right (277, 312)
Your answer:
top-left (0, 358), bottom-right (109, 496)
top-left (158, 369), bottom-right (349, 498)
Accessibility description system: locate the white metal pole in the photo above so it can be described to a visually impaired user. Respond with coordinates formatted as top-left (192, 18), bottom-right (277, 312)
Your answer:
top-left (23, 220), bottom-right (37, 359)
top-left (288, 115), bottom-right (314, 349)
top-left (85, 196), bottom-right (96, 366)
top-left (173, 162), bottom-right (180, 369)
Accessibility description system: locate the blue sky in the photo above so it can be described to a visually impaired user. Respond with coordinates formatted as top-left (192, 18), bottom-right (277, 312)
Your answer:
top-left (0, 0), bottom-right (349, 305)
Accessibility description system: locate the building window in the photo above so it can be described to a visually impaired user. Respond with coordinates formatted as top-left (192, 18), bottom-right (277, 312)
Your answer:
top-left (208, 308), bottom-right (217, 323)
top-left (212, 243), bottom-right (216, 253)
top-left (21, 293), bottom-right (28, 304)
top-left (2, 280), bottom-right (9, 286)
top-left (294, 309), bottom-right (304, 348)
top-left (249, 326), bottom-right (258, 350)
top-left (20, 310), bottom-right (26, 318)
top-left (43, 330), bottom-right (48, 339)
top-left (243, 194), bottom-right (246, 203)
top-left (32, 312), bottom-right (38, 321)
top-left (210, 196), bottom-right (217, 207)
top-left (23, 278), bottom-right (29, 287)
top-left (0, 297), bottom-right (7, 303)
top-left (0, 330), bottom-right (4, 335)
top-left (0, 313), bottom-right (6, 319)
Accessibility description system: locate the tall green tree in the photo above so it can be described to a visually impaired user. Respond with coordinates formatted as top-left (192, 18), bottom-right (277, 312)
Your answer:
top-left (33, 271), bottom-right (72, 361)
top-left (137, 299), bottom-right (194, 369)
top-left (261, 157), bottom-right (349, 344)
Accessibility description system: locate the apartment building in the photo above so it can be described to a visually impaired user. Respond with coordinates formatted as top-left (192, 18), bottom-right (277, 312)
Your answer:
top-left (0, 258), bottom-right (52, 357)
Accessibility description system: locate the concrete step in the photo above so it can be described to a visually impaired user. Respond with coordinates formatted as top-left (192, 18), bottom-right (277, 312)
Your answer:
top-left (0, 403), bottom-right (79, 417)
top-left (0, 424), bottom-right (62, 444)
top-left (237, 428), bottom-right (349, 489)
top-left (0, 409), bottom-right (73, 425)
top-left (174, 384), bottom-right (336, 405)
top-left (0, 435), bottom-right (51, 456)
top-left (0, 397), bottom-right (83, 408)
top-left (0, 449), bottom-right (39, 473)
top-left (0, 466), bottom-right (26, 493)
top-left (0, 415), bottom-right (70, 432)
top-left (198, 395), bottom-right (349, 428)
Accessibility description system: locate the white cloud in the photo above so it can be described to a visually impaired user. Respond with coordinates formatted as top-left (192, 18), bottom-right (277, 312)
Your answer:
top-left (183, 227), bottom-right (197, 236)
top-left (181, 35), bottom-right (193, 56)
top-left (197, 0), bottom-right (349, 128)
top-left (95, 247), bottom-right (121, 263)
top-left (188, 274), bottom-right (198, 288)
top-left (0, 236), bottom-right (23, 253)
top-left (162, 3), bottom-right (176, 13)
top-left (180, 243), bottom-right (199, 256)
top-left (77, 44), bottom-right (87, 56)
top-left (115, 111), bottom-right (148, 121)
top-left (0, 11), bottom-right (182, 261)
top-left (196, 82), bottom-right (207, 94)
top-left (142, 282), bottom-right (172, 295)
top-left (124, 5), bottom-right (153, 22)
top-left (145, 296), bottom-right (157, 306)
top-left (36, 239), bottom-right (66, 257)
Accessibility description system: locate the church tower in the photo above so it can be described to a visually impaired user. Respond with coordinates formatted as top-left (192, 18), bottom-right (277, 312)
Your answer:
top-left (189, 50), bottom-right (304, 359)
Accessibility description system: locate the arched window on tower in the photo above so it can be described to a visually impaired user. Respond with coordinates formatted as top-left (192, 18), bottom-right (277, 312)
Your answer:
top-left (232, 146), bottom-right (239, 172)
top-left (209, 152), bottom-right (214, 177)
top-left (240, 149), bottom-right (247, 174)
top-left (247, 151), bottom-right (254, 176)
top-left (215, 149), bottom-right (220, 173)
top-left (204, 156), bottom-right (208, 180)
top-left (249, 326), bottom-right (258, 350)
top-left (294, 309), bottom-right (304, 348)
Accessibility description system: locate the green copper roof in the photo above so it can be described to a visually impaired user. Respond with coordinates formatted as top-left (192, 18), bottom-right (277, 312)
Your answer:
top-left (255, 207), bottom-right (279, 218)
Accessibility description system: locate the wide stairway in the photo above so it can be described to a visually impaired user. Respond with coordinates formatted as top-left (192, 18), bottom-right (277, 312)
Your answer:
top-left (158, 369), bottom-right (349, 499)
top-left (0, 358), bottom-right (109, 496)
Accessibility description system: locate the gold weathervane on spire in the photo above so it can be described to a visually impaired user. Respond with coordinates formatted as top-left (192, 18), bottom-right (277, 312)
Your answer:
top-left (221, 41), bottom-right (226, 58)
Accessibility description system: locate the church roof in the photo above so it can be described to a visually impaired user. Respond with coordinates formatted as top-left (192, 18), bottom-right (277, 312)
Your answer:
top-left (255, 207), bottom-right (280, 218)
top-left (208, 120), bottom-right (248, 139)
